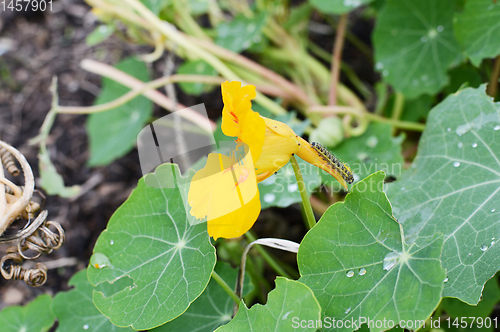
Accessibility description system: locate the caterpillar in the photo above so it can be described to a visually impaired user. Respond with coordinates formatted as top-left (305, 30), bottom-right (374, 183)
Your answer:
top-left (310, 142), bottom-right (354, 184)
top-left (0, 146), bottom-right (20, 176)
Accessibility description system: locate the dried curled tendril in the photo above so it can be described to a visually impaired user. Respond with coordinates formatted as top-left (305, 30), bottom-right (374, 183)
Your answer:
top-left (0, 140), bottom-right (65, 287)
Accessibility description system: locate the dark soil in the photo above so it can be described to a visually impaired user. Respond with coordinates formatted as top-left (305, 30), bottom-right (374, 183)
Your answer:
top-left (0, 0), bottom-right (307, 312)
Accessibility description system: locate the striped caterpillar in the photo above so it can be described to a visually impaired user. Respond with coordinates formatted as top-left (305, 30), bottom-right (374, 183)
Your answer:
top-left (310, 142), bottom-right (354, 184)
top-left (0, 146), bottom-right (20, 176)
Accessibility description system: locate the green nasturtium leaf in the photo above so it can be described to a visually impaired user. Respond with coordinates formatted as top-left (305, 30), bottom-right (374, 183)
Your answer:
top-left (299, 172), bottom-right (445, 332)
top-left (87, 163), bottom-right (216, 330)
top-left (454, 0), bottom-right (500, 66)
top-left (441, 274), bottom-right (500, 320)
top-left (215, 13), bottom-right (267, 53)
top-left (320, 123), bottom-right (405, 191)
top-left (259, 156), bottom-right (321, 209)
top-left (386, 85), bottom-right (500, 304)
top-left (87, 57), bottom-right (153, 166)
top-left (215, 277), bottom-right (321, 332)
top-left (53, 270), bottom-right (134, 332)
top-left (0, 295), bottom-right (54, 332)
top-left (308, 0), bottom-right (375, 14)
top-left (151, 262), bottom-right (253, 332)
top-left (373, 0), bottom-right (463, 98)
top-left (177, 60), bottom-right (218, 96)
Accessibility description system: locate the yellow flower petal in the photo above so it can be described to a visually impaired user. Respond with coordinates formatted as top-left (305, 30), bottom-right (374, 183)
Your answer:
top-left (188, 150), bottom-right (260, 240)
top-left (221, 81), bottom-right (265, 162)
top-left (254, 118), bottom-right (301, 181)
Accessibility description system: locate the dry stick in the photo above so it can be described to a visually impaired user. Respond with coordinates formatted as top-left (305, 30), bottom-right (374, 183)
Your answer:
top-left (488, 55), bottom-right (500, 98)
top-left (328, 14), bottom-right (348, 106)
top-left (79, 60), bottom-right (217, 132)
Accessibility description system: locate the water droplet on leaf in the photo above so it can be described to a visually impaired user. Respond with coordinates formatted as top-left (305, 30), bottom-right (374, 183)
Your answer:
top-left (453, 161), bottom-right (460, 167)
top-left (480, 245), bottom-right (488, 252)
top-left (358, 268), bottom-right (367, 276)
top-left (366, 136), bottom-right (378, 148)
top-left (346, 270), bottom-right (354, 278)
top-left (264, 193), bottom-right (276, 203)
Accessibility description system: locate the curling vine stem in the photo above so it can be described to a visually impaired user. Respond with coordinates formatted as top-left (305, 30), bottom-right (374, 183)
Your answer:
top-left (290, 155), bottom-right (316, 230)
top-left (244, 231), bottom-right (295, 279)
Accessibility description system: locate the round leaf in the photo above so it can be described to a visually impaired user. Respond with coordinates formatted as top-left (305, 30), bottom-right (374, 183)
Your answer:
top-left (0, 295), bottom-right (54, 332)
top-left (387, 85), bottom-right (500, 304)
top-left (87, 163), bottom-right (216, 330)
top-left (373, 0), bottom-right (463, 98)
top-left (299, 172), bottom-right (445, 332)
top-left (215, 277), bottom-right (321, 332)
top-left (151, 262), bottom-right (253, 332)
top-left (454, 0), bottom-right (500, 66)
top-left (53, 270), bottom-right (134, 332)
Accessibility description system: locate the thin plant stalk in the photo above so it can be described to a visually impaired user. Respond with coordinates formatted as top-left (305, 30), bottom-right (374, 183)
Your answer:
top-left (329, 14), bottom-right (348, 106)
top-left (211, 270), bottom-right (240, 305)
top-left (290, 156), bottom-right (316, 229)
top-left (309, 106), bottom-right (425, 132)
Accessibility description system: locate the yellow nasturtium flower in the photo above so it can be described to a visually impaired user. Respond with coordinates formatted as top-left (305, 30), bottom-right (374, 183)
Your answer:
top-left (188, 81), bottom-right (351, 240)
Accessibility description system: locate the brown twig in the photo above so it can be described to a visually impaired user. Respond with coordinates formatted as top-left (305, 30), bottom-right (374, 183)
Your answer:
top-left (328, 14), bottom-right (348, 106)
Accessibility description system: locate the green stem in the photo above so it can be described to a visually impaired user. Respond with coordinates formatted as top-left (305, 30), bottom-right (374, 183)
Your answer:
top-left (391, 92), bottom-right (405, 135)
top-left (122, 0), bottom-right (287, 116)
top-left (211, 270), bottom-right (240, 304)
top-left (244, 232), bottom-right (294, 279)
top-left (173, 0), bottom-right (210, 40)
top-left (310, 106), bottom-right (425, 132)
top-left (290, 155), bottom-right (316, 229)
top-left (29, 77), bottom-right (59, 145)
